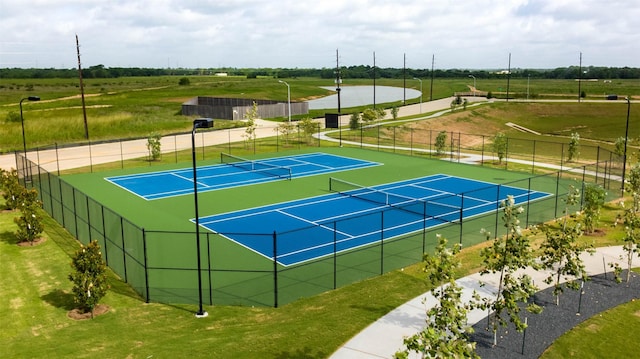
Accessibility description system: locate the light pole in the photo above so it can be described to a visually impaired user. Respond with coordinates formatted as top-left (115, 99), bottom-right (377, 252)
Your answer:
top-left (413, 77), bottom-right (422, 113)
top-left (191, 118), bottom-right (213, 318)
top-left (622, 98), bottom-right (631, 195)
top-left (468, 75), bottom-right (476, 96)
top-left (20, 96), bottom-right (40, 178)
top-left (278, 80), bottom-right (291, 123)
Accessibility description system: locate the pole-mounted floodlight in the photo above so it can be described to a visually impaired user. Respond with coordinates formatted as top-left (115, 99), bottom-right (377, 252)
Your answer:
top-left (278, 80), bottom-right (291, 123)
top-left (413, 77), bottom-right (422, 114)
top-left (191, 117), bottom-right (213, 318)
top-left (20, 96), bottom-right (40, 179)
top-left (468, 75), bottom-right (476, 96)
top-left (622, 98), bottom-right (631, 195)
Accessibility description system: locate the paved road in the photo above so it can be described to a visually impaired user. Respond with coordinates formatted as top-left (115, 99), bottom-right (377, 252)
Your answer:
top-left (0, 96), bottom-right (474, 172)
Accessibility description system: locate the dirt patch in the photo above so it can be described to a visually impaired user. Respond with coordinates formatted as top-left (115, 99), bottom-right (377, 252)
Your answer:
top-left (67, 304), bottom-right (110, 320)
top-left (17, 237), bottom-right (46, 247)
top-left (585, 228), bottom-right (607, 237)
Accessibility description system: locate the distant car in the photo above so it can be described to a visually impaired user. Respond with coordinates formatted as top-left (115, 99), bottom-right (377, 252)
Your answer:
top-left (606, 94), bottom-right (618, 100)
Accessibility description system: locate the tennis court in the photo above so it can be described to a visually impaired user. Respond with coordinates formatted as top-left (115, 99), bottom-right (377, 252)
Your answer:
top-left (105, 152), bottom-right (379, 200)
top-left (199, 174), bottom-right (550, 266)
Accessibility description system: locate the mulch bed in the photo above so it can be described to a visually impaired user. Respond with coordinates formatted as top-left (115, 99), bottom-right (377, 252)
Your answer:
top-left (471, 271), bottom-right (640, 358)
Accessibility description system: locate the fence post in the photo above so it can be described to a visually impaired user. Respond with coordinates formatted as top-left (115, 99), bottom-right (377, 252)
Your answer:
top-left (273, 231), bottom-right (278, 308)
top-left (120, 217), bottom-right (128, 282)
top-left (333, 221), bottom-right (337, 290)
top-left (459, 193), bottom-right (464, 246)
top-left (532, 140), bottom-right (537, 174)
top-left (142, 228), bottom-right (150, 303)
top-left (380, 211), bottom-right (384, 275)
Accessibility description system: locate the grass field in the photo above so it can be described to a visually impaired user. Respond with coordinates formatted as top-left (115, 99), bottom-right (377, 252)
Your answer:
top-left (2, 75), bottom-right (640, 357)
top-left (2, 76), bottom-right (640, 153)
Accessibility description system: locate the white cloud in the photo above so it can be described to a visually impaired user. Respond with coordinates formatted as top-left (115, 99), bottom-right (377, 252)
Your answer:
top-left (1, 0), bottom-right (638, 69)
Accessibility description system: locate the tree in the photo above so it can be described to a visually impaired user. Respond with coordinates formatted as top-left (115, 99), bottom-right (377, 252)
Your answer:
top-left (242, 101), bottom-right (259, 149)
top-left (69, 240), bottom-right (109, 317)
top-left (396, 235), bottom-right (479, 359)
top-left (478, 195), bottom-right (541, 346)
top-left (146, 132), bottom-right (162, 161)
top-left (567, 132), bottom-right (580, 162)
top-left (435, 131), bottom-right (447, 156)
top-left (361, 108), bottom-right (379, 123)
top-left (612, 164), bottom-right (640, 283)
top-left (391, 106), bottom-right (399, 121)
top-left (582, 183), bottom-right (607, 234)
top-left (1, 168), bottom-right (22, 210)
top-left (14, 187), bottom-right (44, 245)
top-left (276, 121), bottom-right (295, 146)
top-left (539, 186), bottom-right (593, 305)
top-left (492, 132), bottom-right (508, 164)
top-left (614, 136), bottom-right (626, 158)
top-left (349, 113), bottom-right (360, 130)
top-left (298, 117), bottom-right (318, 145)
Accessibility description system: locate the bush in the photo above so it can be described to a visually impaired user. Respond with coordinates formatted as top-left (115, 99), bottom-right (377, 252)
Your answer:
top-left (69, 240), bottom-right (109, 316)
top-left (178, 77), bottom-right (190, 86)
top-left (5, 111), bottom-right (21, 123)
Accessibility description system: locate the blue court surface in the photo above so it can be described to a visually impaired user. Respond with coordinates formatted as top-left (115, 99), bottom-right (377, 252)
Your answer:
top-left (105, 152), bottom-right (379, 200)
top-left (198, 174), bottom-right (551, 266)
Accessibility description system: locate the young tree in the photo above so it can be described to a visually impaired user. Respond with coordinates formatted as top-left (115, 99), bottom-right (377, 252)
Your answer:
top-left (69, 240), bottom-right (109, 318)
top-left (276, 121), bottom-right (295, 146)
top-left (582, 183), bottom-right (607, 234)
top-left (435, 131), bottom-right (447, 156)
top-left (612, 164), bottom-right (640, 283)
top-left (349, 113), bottom-right (360, 130)
top-left (614, 136), bottom-right (626, 158)
top-left (146, 132), bottom-right (162, 161)
top-left (396, 235), bottom-right (479, 359)
top-left (242, 101), bottom-right (259, 149)
top-left (478, 195), bottom-right (541, 346)
top-left (298, 117), bottom-right (318, 145)
top-left (492, 132), bottom-right (508, 164)
top-left (14, 187), bottom-right (44, 245)
top-left (539, 186), bottom-right (593, 305)
top-left (567, 132), bottom-right (580, 162)
top-left (391, 106), bottom-right (399, 121)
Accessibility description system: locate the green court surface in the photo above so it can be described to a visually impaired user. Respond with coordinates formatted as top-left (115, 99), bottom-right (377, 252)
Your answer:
top-left (59, 147), bottom-right (575, 306)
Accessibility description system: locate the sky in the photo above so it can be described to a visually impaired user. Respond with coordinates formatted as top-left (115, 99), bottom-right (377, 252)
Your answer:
top-left (1, 0), bottom-right (639, 70)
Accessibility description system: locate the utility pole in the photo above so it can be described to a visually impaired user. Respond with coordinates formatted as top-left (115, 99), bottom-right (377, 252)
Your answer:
top-left (430, 54), bottom-right (434, 101)
top-left (76, 34), bottom-right (89, 139)
top-left (403, 53), bottom-right (406, 104)
top-left (578, 52), bottom-right (582, 103)
top-left (336, 49), bottom-right (341, 113)
top-left (506, 53), bottom-right (511, 102)
top-left (373, 51), bottom-right (376, 109)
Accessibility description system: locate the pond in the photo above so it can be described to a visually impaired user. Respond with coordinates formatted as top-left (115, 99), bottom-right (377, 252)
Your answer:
top-left (307, 85), bottom-right (422, 110)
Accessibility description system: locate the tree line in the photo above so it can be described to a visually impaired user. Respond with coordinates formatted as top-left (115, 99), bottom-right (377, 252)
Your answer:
top-left (2, 64), bottom-right (640, 80)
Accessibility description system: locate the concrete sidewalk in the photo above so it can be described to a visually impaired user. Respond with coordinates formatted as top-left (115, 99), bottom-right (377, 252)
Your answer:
top-left (329, 246), bottom-right (628, 358)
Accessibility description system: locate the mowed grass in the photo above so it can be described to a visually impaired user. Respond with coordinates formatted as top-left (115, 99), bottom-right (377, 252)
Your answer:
top-left (540, 298), bottom-right (640, 358)
top-left (0, 204), bottom-right (431, 358)
top-left (3, 193), bottom-right (636, 358)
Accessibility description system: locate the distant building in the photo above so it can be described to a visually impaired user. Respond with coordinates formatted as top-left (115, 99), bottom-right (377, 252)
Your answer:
top-left (181, 97), bottom-right (309, 120)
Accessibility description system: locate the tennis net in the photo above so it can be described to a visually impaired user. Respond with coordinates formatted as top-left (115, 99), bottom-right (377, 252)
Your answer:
top-left (329, 177), bottom-right (461, 224)
top-left (221, 153), bottom-right (292, 180)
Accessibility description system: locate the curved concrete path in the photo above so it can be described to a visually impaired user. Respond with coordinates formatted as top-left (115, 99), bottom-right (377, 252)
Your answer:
top-left (329, 246), bottom-right (629, 358)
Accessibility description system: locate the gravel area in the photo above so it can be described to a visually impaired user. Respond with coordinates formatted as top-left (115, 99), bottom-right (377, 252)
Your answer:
top-left (471, 271), bottom-right (640, 358)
